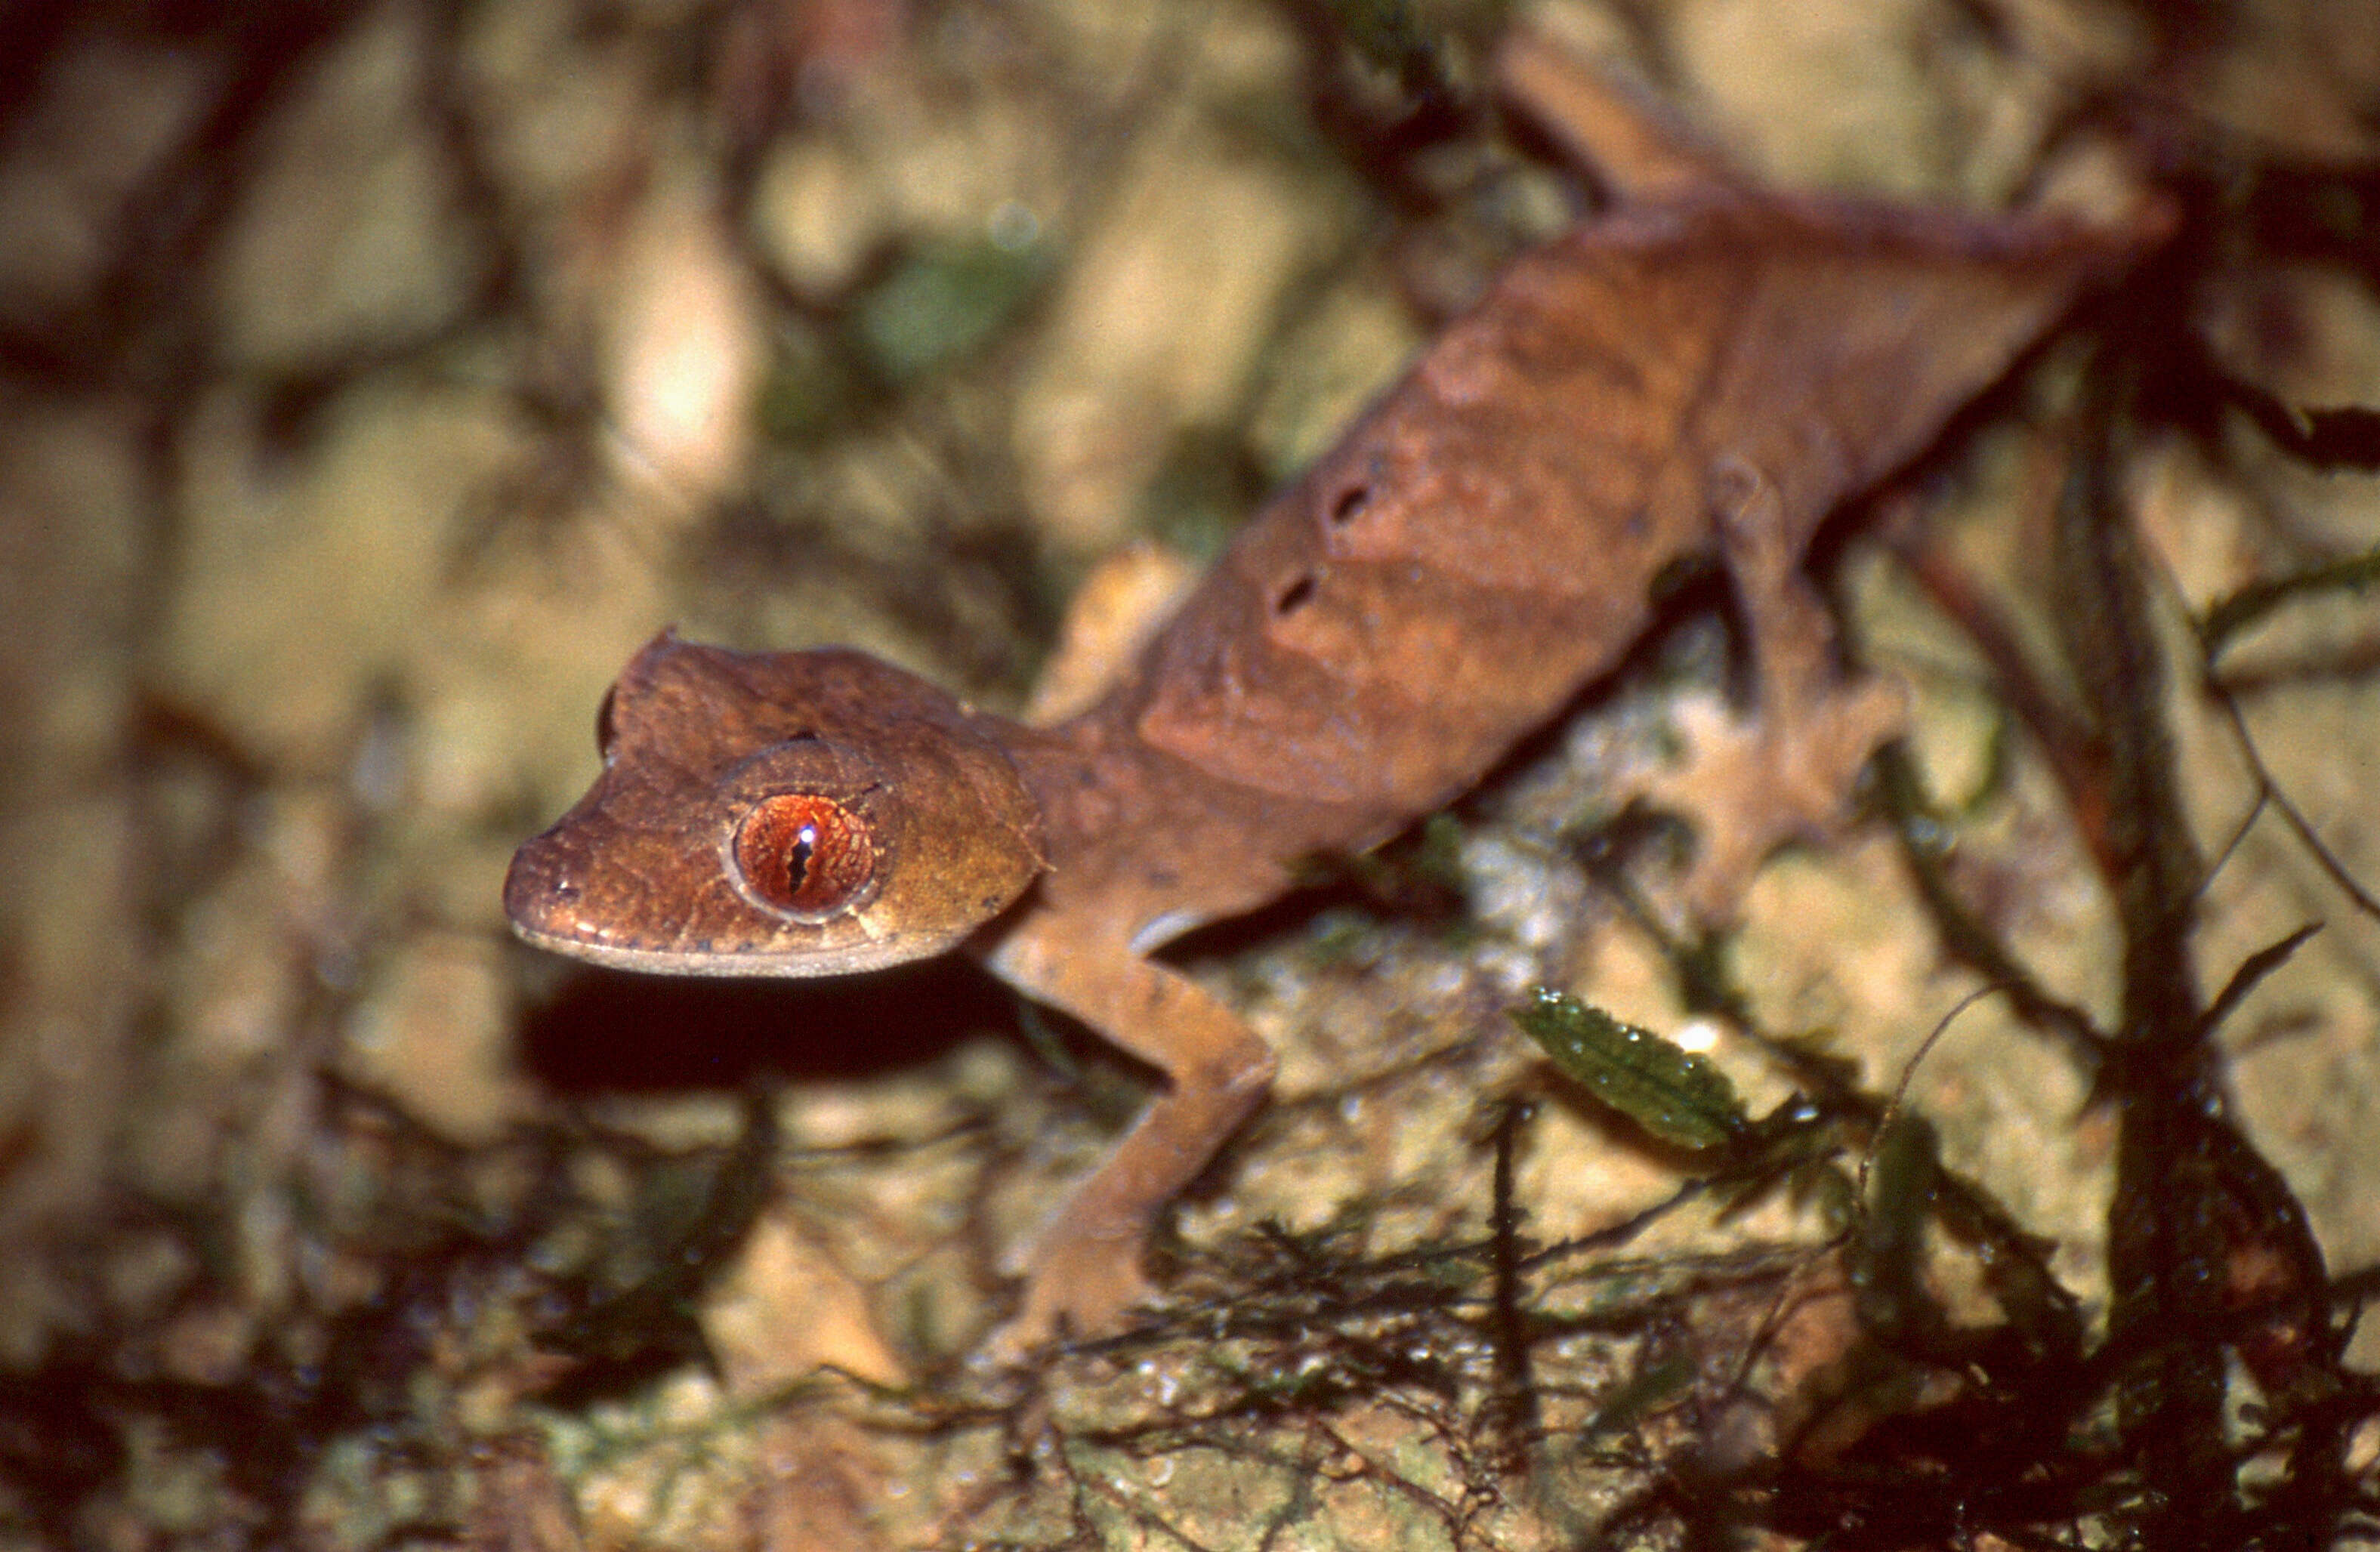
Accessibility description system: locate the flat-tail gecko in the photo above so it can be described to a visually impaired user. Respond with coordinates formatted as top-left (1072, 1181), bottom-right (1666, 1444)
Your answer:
top-left (506, 32), bottom-right (2165, 1349)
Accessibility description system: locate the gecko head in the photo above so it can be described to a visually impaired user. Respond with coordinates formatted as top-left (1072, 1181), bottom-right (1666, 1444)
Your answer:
top-left (505, 631), bottom-right (1047, 977)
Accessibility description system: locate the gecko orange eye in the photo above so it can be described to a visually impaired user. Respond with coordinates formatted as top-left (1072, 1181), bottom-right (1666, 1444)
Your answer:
top-left (731, 793), bottom-right (876, 918)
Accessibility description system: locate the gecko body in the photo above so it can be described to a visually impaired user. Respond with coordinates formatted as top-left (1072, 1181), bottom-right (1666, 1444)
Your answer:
top-left (506, 35), bottom-right (2165, 1347)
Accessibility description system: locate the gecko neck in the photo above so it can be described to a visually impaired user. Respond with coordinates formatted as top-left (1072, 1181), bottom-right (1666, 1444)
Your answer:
top-left (983, 696), bottom-right (1370, 953)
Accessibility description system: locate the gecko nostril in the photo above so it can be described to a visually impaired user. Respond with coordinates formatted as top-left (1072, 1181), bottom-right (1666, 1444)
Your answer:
top-left (594, 686), bottom-right (619, 755)
top-left (1327, 484), bottom-right (1369, 524)
top-left (1273, 575), bottom-right (1317, 616)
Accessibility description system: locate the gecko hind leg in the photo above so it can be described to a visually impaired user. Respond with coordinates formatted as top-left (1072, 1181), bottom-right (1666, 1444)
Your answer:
top-left (1493, 25), bottom-right (1749, 205)
top-left (1625, 458), bottom-right (1909, 924)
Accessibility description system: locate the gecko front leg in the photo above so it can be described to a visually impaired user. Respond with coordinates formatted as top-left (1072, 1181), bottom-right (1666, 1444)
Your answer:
top-left (980, 912), bottom-right (1276, 1355)
top-left (1628, 458), bottom-right (1910, 921)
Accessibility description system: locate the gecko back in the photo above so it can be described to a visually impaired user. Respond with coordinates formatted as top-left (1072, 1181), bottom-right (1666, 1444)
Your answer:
top-left (1103, 190), bottom-right (2159, 841)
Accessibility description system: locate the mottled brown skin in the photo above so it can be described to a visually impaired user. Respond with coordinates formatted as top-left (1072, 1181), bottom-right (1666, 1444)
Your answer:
top-left (508, 33), bottom-right (2166, 1352)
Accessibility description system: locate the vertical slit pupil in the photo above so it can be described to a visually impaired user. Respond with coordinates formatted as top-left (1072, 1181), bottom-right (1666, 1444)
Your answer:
top-left (735, 793), bottom-right (876, 915)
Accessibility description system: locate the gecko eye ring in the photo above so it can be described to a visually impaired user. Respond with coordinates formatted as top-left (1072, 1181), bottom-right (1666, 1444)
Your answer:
top-left (731, 792), bottom-right (879, 919)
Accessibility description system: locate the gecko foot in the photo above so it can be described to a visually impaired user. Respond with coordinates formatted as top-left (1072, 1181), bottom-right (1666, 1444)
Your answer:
top-left (1622, 458), bottom-right (1909, 923)
top-left (977, 1236), bottom-right (1158, 1368)
top-left (1627, 674), bottom-right (1906, 924)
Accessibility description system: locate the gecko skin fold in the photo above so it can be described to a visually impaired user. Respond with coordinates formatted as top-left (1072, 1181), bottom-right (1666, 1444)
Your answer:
top-left (507, 30), bottom-right (2172, 1353)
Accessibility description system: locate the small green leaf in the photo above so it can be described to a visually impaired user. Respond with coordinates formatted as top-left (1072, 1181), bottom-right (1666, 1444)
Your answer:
top-left (852, 237), bottom-right (1050, 382)
top-left (756, 319), bottom-right (872, 443)
top-left (1511, 988), bottom-right (1746, 1152)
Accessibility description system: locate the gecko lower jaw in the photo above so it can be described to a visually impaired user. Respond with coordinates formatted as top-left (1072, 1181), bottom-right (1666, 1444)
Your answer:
top-left (502, 850), bottom-right (711, 971)
top-left (505, 831), bottom-right (931, 979)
